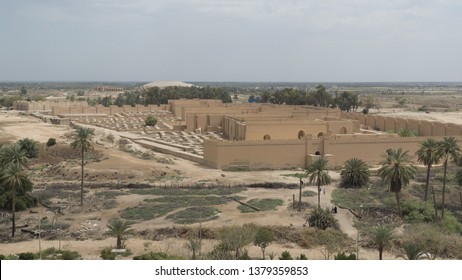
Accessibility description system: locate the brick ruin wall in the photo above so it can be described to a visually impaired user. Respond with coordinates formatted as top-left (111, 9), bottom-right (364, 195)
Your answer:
top-left (204, 135), bottom-right (462, 169)
top-left (340, 112), bottom-right (462, 136)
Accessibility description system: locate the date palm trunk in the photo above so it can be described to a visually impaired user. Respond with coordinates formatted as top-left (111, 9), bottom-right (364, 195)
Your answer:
top-left (11, 186), bottom-right (16, 237)
top-left (80, 145), bottom-right (84, 206)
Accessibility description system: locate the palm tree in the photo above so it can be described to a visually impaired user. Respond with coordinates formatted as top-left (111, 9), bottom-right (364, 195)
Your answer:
top-left (396, 242), bottom-right (427, 260)
top-left (370, 224), bottom-right (394, 260)
top-left (378, 148), bottom-right (416, 216)
top-left (107, 219), bottom-right (134, 249)
top-left (416, 138), bottom-right (443, 219)
top-left (1, 163), bottom-right (29, 237)
top-left (70, 127), bottom-right (95, 206)
top-left (340, 158), bottom-right (370, 188)
top-left (437, 137), bottom-right (461, 219)
top-left (0, 144), bottom-right (28, 168)
top-left (306, 157), bottom-right (331, 208)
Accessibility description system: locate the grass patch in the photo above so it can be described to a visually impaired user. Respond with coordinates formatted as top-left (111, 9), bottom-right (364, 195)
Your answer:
top-left (94, 190), bottom-right (126, 199)
top-left (303, 190), bottom-right (317, 197)
top-left (166, 207), bottom-right (220, 224)
top-left (102, 199), bottom-right (118, 210)
top-left (144, 195), bottom-right (234, 208)
top-left (331, 188), bottom-right (381, 210)
top-left (121, 204), bottom-right (177, 221)
top-left (281, 173), bottom-right (305, 178)
top-left (130, 187), bottom-right (244, 196)
top-left (238, 198), bottom-right (284, 213)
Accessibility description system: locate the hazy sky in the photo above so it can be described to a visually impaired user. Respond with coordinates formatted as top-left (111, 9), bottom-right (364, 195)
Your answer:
top-left (1, 0), bottom-right (461, 82)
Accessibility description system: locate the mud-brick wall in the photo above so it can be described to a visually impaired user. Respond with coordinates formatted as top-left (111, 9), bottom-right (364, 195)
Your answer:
top-left (203, 139), bottom-right (308, 169)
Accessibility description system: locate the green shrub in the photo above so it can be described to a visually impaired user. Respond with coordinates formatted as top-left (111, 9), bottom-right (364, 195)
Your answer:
top-left (0, 254), bottom-right (18, 260)
top-left (46, 138), bottom-right (57, 147)
top-left (144, 115), bottom-right (157, 127)
top-left (133, 252), bottom-right (183, 260)
top-left (18, 252), bottom-right (35, 260)
top-left (17, 138), bottom-right (40, 158)
top-left (100, 248), bottom-right (116, 260)
top-left (279, 251), bottom-right (293, 260)
top-left (295, 253), bottom-right (308, 260)
top-left (307, 208), bottom-right (339, 230)
top-left (334, 252), bottom-right (357, 260)
top-left (442, 212), bottom-right (462, 235)
top-left (401, 200), bottom-right (434, 223)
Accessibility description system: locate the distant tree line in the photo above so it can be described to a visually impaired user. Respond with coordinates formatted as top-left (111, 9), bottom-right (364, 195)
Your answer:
top-left (247, 84), bottom-right (369, 112)
top-left (92, 86), bottom-right (233, 107)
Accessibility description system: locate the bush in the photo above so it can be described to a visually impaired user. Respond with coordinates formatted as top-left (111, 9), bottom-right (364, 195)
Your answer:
top-left (334, 252), bottom-right (356, 260)
top-left (100, 248), bottom-right (116, 260)
top-left (18, 252), bottom-right (35, 260)
top-left (133, 252), bottom-right (183, 260)
top-left (17, 138), bottom-right (40, 158)
top-left (46, 138), bottom-right (57, 147)
top-left (362, 108), bottom-right (369, 114)
top-left (144, 115), bottom-right (157, 127)
top-left (401, 200), bottom-right (434, 223)
top-left (307, 208), bottom-right (339, 230)
top-left (295, 253), bottom-right (308, 260)
top-left (279, 251), bottom-right (293, 260)
top-left (40, 247), bottom-right (81, 260)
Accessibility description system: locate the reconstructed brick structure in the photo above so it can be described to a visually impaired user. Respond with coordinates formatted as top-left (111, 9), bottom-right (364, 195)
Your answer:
top-left (14, 99), bottom-right (462, 170)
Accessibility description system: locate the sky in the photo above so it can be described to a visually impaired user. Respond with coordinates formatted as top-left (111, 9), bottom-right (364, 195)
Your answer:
top-left (1, 0), bottom-right (461, 82)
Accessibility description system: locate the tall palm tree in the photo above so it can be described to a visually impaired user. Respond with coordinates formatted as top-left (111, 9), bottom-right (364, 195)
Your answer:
top-left (437, 137), bottom-right (461, 219)
top-left (107, 219), bottom-right (134, 249)
top-left (340, 158), bottom-right (370, 188)
top-left (378, 148), bottom-right (416, 216)
top-left (306, 157), bottom-right (331, 208)
top-left (70, 127), bottom-right (95, 206)
top-left (1, 163), bottom-right (29, 237)
top-left (416, 138), bottom-right (443, 219)
top-left (370, 224), bottom-right (394, 260)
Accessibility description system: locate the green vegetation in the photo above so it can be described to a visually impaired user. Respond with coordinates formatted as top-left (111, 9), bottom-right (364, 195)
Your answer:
top-left (130, 187), bottom-right (244, 196)
top-left (17, 138), bottom-right (40, 158)
top-left (166, 206), bottom-right (220, 224)
top-left (70, 127), bottom-right (95, 206)
top-left (437, 136), bottom-right (460, 219)
top-left (302, 190), bottom-right (317, 197)
top-left (254, 228), bottom-right (274, 260)
top-left (237, 198), bottom-right (283, 213)
top-left (307, 208), bottom-right (339, 230)
top-left (144, 115), bottom-right (157, 127)
top-left (378, 148), bottom-right (417, 216)
top-left (107, 219), bottom-right (134, 249)
top-left (305, 157), bottom-right (331, 209)
top-left (369, 224), bottom-right (395, 260)
top-left (133, 252), bottom-right (185, 260)
top-left (339, 158), bottom-right (370, 188)
top-left (46, 138), bottom-right (57, 147)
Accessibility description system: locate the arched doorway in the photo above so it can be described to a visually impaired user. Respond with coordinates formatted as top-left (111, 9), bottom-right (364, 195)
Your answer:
top-left (298, 130), bottom-right (306, 139)
top-left (317, 132), bottom-right (325, 138)
top-left (339, 127), bottom-right (347, 134)
top-left (315, 151), bottom-right (321, 155)
top-left (263, 134), bottom-right (271, 140)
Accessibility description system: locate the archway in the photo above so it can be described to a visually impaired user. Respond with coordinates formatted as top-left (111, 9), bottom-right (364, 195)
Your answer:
top-left (339, 127), bottom-right (347, 134)
top-left (263, 134), bottom-right (271, 140)
top-left (317, 132), bottom-right (325, 138)
top-left (298, 130), bottom-right (306, 139)
top-left (315, 151), bottom-right (321, 155)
